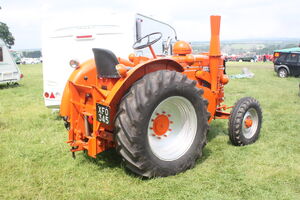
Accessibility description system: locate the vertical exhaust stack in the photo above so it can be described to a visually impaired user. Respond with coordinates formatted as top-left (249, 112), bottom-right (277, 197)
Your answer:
top-left (209, 15), bottom-right (221, 56)
top-left (209, 15), bottom-right (221, 92)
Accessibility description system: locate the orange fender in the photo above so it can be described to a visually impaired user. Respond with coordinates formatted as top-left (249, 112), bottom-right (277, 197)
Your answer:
top-left (106, 58), bottom-right (184, 105)
top-left (60, 82), bottom-right (70, 117)
top-left (99, 58), bottom-right (184, 131)
top-left (60, 57), bottom-right (183, 129)
top-left (60, 59), bottom-right (97, 117)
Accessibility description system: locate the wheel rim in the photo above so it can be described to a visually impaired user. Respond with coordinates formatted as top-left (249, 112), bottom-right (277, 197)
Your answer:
top-left (147, 96), bottom-right (197, 161)
top-left (279, 69), bottom-right (286, 77)
top-left (242, 108), bottom-right (259, 139)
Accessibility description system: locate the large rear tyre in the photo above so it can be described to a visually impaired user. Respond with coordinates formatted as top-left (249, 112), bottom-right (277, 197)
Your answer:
top-left (228, 97), bottom-right (262, 146)
top-left (115, 70), bottom-right (209, 177)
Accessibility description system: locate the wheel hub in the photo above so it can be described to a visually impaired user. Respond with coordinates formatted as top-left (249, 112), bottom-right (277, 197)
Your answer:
top-left (244, 116), bottom-right (253, 128)
top-left (152, 114), bottom-right (170, 136)
top-left (150, 112), bottom-right (172, 138)
top-left (242, 108), bottom-right (259, 139)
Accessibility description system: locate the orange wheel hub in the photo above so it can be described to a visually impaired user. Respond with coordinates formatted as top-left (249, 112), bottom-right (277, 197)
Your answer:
top-left (244, 116), bottom-right (253, 128)
top-left (152, 114), bottom-right (170, 136)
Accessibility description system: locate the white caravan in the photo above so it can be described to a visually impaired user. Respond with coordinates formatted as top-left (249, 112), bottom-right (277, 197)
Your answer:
top-left (42, 13), bottom-right (177, 109)
top-left (0, 39), bottom-right (22, 85)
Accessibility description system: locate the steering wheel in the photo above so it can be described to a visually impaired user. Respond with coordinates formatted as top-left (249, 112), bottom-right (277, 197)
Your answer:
top-left (132, 32), bottom-right (162, 50)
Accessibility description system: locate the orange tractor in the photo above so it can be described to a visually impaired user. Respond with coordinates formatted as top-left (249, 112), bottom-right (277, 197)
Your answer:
top-left (60, 16), bottom-right (262, 177)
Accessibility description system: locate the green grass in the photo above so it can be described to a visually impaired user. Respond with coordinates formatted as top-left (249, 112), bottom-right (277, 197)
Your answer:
top-left (0, 62), bottom-right (299, 200)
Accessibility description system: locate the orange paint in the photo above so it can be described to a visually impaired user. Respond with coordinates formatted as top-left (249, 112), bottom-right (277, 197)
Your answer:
top-left (60, 15), bottom-right (232, 157)
top-left (115, 64), bottom-right (128, 77)
top-left (244, 117), bottom-right (253, 128)
top-left (173, 41), bottom-right (192, 55)
top-left (152, 114), bottom-right (170, 136)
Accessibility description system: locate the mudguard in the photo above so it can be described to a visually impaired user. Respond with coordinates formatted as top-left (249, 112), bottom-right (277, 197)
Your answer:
top-left (60, 58), bottom-right (183, 123)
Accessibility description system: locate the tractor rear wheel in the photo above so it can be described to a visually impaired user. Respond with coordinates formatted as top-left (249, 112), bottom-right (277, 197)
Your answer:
top-left (115, 70), bottom-right (209, 177)
top-left (228, 97), bottom-right (262, 146)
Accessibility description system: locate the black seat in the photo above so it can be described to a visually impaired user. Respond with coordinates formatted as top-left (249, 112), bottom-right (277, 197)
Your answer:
top-left (92, 48), bottom-right (120, 78)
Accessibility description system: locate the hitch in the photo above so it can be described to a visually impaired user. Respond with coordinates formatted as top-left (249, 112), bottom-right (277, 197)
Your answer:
top-left (70, 146), bottom-right (78, 159)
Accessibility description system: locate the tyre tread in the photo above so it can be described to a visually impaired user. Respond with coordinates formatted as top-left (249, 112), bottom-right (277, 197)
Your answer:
top-left (115, 70), bottom-right (209, 177)
top-left (228, 97), bottom-right (262, 146)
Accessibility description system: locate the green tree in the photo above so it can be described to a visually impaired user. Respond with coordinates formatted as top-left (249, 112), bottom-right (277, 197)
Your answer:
top-left (0, 22), bottom-right (15, 48)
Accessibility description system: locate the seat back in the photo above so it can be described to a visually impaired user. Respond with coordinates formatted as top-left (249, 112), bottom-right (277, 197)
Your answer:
top-left (92, 48), bottom-right (120, 78)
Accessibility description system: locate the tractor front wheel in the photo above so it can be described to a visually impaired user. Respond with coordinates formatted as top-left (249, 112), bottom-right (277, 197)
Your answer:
top-left (115, 70), bottom-right (209, 177)
top-left (228, 97), bottom-right (262, 146)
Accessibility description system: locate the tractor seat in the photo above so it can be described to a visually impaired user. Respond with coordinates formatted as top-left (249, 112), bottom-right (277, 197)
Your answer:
top-left (92, 48), bottom-right (120, 78)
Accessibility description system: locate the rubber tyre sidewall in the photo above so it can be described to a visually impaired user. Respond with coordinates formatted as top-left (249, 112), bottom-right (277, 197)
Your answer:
top-left (229, 97), bottom-right (262, 146)
top-left (116, 70), bottom-right (208, 177)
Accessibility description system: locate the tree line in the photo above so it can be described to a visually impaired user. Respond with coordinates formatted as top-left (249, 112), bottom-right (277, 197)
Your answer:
top-left (0, 22), bottom-right (14, 48)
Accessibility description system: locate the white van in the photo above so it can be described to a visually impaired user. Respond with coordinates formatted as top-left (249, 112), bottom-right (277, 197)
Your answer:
top-left (42, 13), bottom-right (177, 109)
top-left (0, 39), bottom-right (22, 85)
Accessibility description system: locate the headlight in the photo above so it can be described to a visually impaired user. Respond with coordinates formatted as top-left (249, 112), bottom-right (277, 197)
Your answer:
top-left (69, 59), bottom-right (80, 68)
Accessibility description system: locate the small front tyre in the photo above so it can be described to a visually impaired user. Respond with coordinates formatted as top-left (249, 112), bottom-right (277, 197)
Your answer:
top-left (228, 97), bottom-right (262, 146)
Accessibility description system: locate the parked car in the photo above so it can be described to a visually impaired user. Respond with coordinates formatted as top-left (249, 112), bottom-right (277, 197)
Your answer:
top-left (225, 55), bottom-right (237, 61)
top-left (236, 56), bottom-right (256, 62)
top-left (273, 50), bottom-right (300, 78)
top-left (21, 57), bottom-right (41, 64)
top-left (10, 51), bottom-right (21, 64)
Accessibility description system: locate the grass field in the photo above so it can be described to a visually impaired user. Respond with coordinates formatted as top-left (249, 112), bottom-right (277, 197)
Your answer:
top-left (0, 62), bottom-right (299, 200)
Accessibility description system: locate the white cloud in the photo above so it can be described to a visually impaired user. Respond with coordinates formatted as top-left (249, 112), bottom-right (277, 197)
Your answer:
top-left (1, 0), bottom-right (299, 49)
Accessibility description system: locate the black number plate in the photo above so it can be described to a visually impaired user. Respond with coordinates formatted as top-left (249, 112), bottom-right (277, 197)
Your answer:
top-left (96, 103), bottom-right (110, 125)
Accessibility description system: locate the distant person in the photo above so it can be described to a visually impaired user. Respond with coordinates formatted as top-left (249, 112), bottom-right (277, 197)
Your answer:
top-left (263, 55), bottom-right (266, 62)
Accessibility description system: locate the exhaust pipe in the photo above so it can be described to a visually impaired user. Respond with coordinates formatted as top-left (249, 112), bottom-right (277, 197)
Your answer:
top-left (209, 15), bottom-right (221, 92)
top-left (209, 15), bottom-right (221, 56)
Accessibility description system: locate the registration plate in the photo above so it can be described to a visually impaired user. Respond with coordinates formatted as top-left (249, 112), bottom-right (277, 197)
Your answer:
top-left (96, 103), bottom-right (110, 125)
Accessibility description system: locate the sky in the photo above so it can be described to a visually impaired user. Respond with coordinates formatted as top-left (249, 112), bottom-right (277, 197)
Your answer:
top-left (0, 0), bottom-right (299, 50)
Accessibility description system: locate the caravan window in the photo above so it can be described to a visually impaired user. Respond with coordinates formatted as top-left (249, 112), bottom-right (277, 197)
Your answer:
top-left (0, 47), bottom-right (3, 62)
